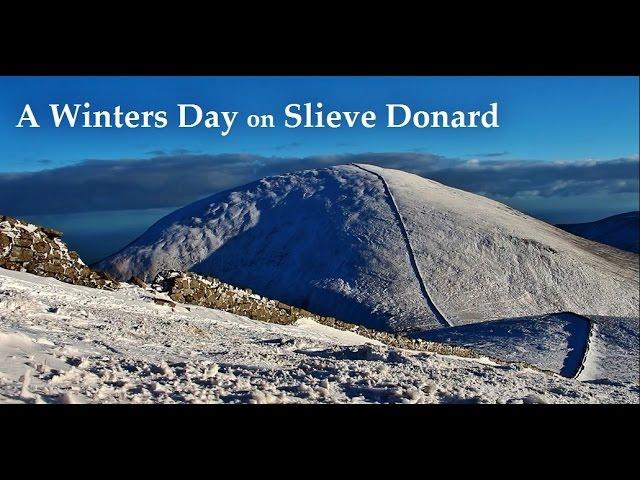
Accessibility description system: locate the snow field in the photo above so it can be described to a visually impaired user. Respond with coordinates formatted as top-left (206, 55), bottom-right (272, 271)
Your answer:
top-left (1, 268), bottom-right (637, 404)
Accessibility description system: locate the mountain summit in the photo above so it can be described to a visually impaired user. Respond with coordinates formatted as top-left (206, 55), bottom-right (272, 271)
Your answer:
top-left (96, 164), bottom-right (639, 332)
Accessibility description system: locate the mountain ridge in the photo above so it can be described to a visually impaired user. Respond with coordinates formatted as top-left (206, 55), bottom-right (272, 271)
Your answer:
top-left (557, 211), bottom-right (639, 253)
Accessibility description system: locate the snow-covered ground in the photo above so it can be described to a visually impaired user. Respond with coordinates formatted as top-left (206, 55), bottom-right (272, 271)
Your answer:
top-left (1, 268), bottom-right (637, 404)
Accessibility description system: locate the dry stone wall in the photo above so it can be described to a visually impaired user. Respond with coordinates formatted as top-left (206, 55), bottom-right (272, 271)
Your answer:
top-left (152, 270), bottom-right (479, 358)
top-left (0, 215), bottom-right (119, 290)
top-left (152, 270), bottom-right (329, 325)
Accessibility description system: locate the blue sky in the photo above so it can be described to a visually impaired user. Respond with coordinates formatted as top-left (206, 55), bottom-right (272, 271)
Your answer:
top-left (0, 76), bottom-right (637, 171)
top-left (0, 76), bottom-right (638, 263)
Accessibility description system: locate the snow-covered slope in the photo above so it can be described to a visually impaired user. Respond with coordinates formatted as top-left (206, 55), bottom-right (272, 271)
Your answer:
top-left (557, 211), bottom-right (639, 253)
top-left (415, 314), bottom-right (591, 378)
top-left (1, 268), bottom-right (637, 404)
top-left (414, 313), bottom-right (639, 384)
top-left (96, 164), bottom-right (639, 333)
top-left (363, 165), bottom-right (638, 326)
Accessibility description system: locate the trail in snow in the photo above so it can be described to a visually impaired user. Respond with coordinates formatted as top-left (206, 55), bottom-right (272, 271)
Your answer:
top-left (352, 164), bottom-right (452, 328)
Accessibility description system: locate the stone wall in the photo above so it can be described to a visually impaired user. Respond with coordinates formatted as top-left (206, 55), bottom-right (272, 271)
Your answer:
top-left (152, 270), bottom-right (331, 325)
top-left (152, 270), bottom-right (479, 358)
top-left (0, 215), bottom-right (119, 290)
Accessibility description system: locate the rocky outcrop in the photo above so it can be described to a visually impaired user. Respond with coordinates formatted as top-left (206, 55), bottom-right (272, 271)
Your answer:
top-left (151, 270), bottom-right (479, 358)
top-left (0, 215), bottom-right (118, 290)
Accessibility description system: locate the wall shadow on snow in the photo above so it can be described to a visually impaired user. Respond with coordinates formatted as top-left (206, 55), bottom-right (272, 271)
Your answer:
top-left (414, 313), bottom-right (639, 380)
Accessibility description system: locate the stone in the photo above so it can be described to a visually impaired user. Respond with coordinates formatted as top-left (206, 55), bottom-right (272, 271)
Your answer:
top-left (169, 293), bottom-right (184, 302)
top-left (98, 271), bottom-right (116, 282)
top-left (33, 241), bottom-right (49, 253)
top-left (13, 236), bottom-right (32, 247)
top-left (41, 226), bottom-right (63, 239)
top-left (154, 298), bottom-right (177, 308)
top-left (205, 294), bottom-right (218, 303)
top-left (4, 261), bottom-right (20, 271)
top-left (129, 276), bottom-right (148, 288)
top-left (9, 246), bottom-right (33, 262)
top-left (43, 262), bottom-right (64, 274)
top-left (0, 234), bottom-right (11, 249)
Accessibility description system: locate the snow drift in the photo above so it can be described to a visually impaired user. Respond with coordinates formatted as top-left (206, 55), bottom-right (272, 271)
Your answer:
top-left (96, 164), bottom-right (639, 333)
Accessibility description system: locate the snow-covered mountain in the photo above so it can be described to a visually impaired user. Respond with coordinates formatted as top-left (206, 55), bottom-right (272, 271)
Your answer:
top-left (557, 211), bottom-right (639, 253)
top-left (96, 164), bottom-right (639, 334)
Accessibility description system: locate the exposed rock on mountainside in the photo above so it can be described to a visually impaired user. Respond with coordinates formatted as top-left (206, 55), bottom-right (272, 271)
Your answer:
top-left (0, 215), bottom-right (118, 290)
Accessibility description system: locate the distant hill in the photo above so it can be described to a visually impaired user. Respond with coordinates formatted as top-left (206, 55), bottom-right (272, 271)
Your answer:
top-left (557, 211), bottom-right (639, 253)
